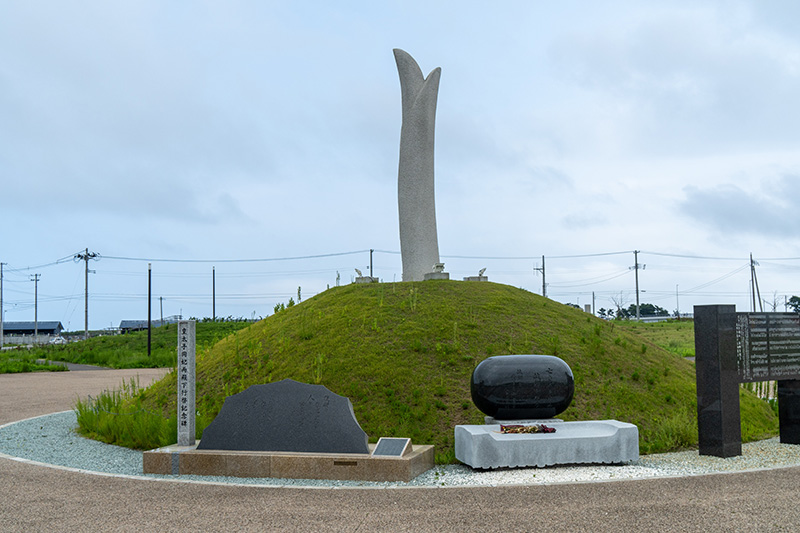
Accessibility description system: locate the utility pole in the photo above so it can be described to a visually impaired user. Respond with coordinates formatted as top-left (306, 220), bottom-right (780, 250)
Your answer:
top-left (370, 249), bottom-right (374, 278)
top-left (212, 266), bottom-right (216, 321)
top-left (147, 263), bottom-right (152, 358)
top-left (74, 249), bottom-right (99, 340)
top-left (31, 274), bottom-right (40, 343)
top-left (1, 262), bottom-right (5, 349)
top-left (634, 250), bottom-right (640, 320)
top-left (533, 256), bottom-right (546, 298)
top-left (750, 253), bottom-right (763, 312)
top-left (676, 284), bottom-right (680, 318)
top-left (160, 296), bottom-right (163, 325)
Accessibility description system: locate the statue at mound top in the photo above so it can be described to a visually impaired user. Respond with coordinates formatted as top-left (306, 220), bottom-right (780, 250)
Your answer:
top-left (394, 48), bottom-right (442, 282)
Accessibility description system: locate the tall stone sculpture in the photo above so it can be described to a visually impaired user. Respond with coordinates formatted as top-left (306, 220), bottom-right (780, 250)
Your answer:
top-left (394, 49), bottom-right (441, 282)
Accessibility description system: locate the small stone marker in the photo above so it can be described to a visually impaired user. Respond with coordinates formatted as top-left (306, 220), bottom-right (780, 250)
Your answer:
top-left (372, 437), bottom-right (411, 457)
top-left (177, 320), bottom-right (196, 446)
top-left (197, 379), bottom-right (369, 454)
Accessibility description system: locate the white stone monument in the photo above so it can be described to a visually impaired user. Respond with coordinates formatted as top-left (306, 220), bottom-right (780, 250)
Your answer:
top-left (177, 320), bottom-right (196, 446)
top-left (394, 49), bottom-right (442, 282)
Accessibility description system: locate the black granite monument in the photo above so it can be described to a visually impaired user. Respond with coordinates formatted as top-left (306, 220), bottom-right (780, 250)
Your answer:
top-left (197, 379), bottom-right (369, 454)
top-left (470, 354), bottom-right (574, 419)
top-left (695, 305), bottom-right (800, 457)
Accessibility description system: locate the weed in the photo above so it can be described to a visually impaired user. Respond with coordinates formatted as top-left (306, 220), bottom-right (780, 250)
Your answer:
top-left (408, 288), bottom-right (419, 311)
top-left (74, 377), bottom-right (179, 449)
top-left (312, 353), bottom-right (326, 384)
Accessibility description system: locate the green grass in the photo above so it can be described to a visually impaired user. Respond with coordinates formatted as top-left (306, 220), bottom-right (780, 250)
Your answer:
top-left (100, 281), bottom-right (777, 462)
top-left (0, 352), bottom-right (68, 374)
top-left (13, 320), bottom-right (252, 370)
top-left (616, 319), bottom-right (696, 358)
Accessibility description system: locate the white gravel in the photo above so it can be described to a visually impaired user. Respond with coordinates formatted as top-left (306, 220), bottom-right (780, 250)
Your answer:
top-left (3, 410), bottom-right (800, 489)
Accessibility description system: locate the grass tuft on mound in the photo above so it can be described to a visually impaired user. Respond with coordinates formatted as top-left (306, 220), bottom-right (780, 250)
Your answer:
top-left (103, 281), bottom-right (775, 461)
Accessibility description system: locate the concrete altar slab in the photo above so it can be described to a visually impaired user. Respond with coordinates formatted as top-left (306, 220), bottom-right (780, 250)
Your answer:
top-left (455, 420), bottom-right (638, 469)
top-left (143, 442), bottom-right (434, 482)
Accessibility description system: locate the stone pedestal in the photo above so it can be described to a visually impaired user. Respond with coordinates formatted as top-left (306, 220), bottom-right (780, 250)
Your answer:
top-left (143, 442), bottom-right (434, 482)
top-left (455, 420), bottom-right (638, 469)
top-left (354, 276), bottom-right (379, 284)
top-left (463, 276), bottom-right (488, 282)
top-left (423, 272), bottom-right (449, 280)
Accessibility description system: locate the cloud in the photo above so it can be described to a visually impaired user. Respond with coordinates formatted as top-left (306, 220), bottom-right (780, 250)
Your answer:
top-left (545, 3), bottom-right (800, 157)
top-left (680, 175), bottom-right (800, 238)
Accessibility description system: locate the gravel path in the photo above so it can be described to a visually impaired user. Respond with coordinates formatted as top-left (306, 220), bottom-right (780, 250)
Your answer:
top-left (4, 410), bottom-right (800, 489)
top-left (2, 369), bottom-right (800, 531)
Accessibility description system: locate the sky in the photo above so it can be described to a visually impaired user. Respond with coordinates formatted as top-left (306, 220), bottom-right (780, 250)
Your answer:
top-left (4, 1), bottom-right (800, 331)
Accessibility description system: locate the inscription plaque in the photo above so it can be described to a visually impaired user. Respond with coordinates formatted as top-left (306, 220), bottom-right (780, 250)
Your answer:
top-left (736, 313), bottom-right (800, 381)
top-left (372, 437), bottom-right (412, 457)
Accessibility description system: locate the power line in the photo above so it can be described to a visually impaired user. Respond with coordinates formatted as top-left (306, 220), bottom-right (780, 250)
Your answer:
top-left (640, 251), bottom-right (747, 260)
top-left (438, 251), bottom-right (633, 260)
top-left (7, 253), bottom-right (81, 272)
top-left (102, 250), bottom-right (370, 263)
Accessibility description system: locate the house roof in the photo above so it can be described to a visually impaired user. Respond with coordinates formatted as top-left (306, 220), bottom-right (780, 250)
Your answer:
top-left (2, 321), bottom-right (64, 332)
top-left (119, 320), bottom-right (150, 330)
top-left (119, 316), bottom-right (182, 330)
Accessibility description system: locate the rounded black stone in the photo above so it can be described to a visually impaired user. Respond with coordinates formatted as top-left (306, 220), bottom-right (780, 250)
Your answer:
top-left (470, 354), bottom-right (574, 419)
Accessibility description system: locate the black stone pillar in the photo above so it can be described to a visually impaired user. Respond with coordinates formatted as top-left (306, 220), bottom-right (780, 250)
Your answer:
top-left (778, 380), bottom-right (800, 445)
top-left (694, 305), bottom-right (742, 457)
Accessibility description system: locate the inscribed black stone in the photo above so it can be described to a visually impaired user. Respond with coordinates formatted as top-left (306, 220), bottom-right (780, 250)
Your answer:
top-left (197, 379), bottom-right (369, 453)
top-left (470, 355), bottom-right (574, 419)
top-left (372, 437), bottom-right (410, 456)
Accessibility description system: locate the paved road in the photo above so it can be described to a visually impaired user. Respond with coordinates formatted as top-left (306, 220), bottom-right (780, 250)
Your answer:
top-left (2, 369), bottom-right (800, 532)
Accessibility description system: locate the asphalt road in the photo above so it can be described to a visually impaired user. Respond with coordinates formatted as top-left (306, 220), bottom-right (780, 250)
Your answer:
top-left (2, 369), bottom-right (800, 532)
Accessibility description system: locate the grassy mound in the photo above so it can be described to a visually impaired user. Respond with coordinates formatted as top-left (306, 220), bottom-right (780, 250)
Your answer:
top-left (135, 281), bottom-right (776, 461)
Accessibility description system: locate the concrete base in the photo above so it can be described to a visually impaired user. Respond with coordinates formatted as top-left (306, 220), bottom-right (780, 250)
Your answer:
top-left (463, 276), bottom-right (488, 282)
top-left (143, 441), bottom-right (434, 482)
top-left (455, 420), bottom-right (638, 469)
top-left (423, 272), bottom-right (450, 280)
top-left (354, 276), bottom-right (379, 284)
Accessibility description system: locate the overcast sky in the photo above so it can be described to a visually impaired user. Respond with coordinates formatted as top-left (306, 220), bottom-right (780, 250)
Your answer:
top-left (4, 1), bottom-right (800, 331)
